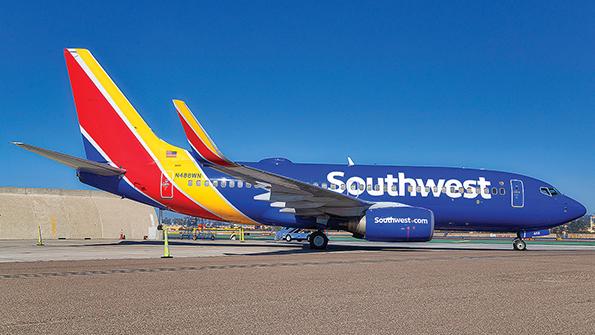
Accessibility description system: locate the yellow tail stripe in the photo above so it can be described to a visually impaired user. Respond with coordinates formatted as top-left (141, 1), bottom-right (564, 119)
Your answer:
top-left (72, 49), bottom-right (256, 224)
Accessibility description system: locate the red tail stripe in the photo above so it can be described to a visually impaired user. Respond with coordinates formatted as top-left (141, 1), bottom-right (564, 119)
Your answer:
top-left (64, 51), bottom-right (222, 220)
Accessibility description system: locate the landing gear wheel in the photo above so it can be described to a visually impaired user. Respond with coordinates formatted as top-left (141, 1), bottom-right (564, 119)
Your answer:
top-left (285, 234), bottom-right (292, 242)
top-left (309, 231), bottom-right (328, 250)
top-left (513, 238), bottom-right (527, 251)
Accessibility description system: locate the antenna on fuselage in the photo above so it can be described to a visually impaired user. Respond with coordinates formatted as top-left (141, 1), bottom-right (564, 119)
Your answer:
top-left (347, 156), bottom-right (355, 167)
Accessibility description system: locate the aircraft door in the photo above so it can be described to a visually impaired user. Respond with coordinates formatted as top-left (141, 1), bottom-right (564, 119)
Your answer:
top-left (510, 179), bottom-right (524, 208)
top-left (160, 172), bottom-right (174, 199)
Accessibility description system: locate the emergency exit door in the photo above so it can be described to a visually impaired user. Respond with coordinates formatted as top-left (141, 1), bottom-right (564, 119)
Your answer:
top-left (510, 179), bottom-right (524, 208)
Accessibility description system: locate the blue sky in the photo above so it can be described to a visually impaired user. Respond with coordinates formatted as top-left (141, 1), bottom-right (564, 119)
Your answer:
top-left (1, 1), bottom-right (593, 212)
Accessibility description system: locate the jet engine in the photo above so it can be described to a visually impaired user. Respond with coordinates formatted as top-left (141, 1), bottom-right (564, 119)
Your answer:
top-left (346, 206), bottom-right (434, 242)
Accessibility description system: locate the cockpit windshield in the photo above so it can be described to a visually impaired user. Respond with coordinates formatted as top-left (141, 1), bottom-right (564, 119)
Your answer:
top-left (540, 186), bottom-right (560, 197)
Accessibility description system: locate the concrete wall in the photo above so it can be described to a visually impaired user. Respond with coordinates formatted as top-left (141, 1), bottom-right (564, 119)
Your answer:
top-left (0, 187), bottom-right (158, 240)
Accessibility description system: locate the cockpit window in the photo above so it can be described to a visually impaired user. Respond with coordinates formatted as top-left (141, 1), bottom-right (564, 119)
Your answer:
top-left (540, 186), bottom-right (560, 197)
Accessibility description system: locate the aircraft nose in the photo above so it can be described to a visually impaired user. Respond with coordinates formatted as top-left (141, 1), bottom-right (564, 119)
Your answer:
top-left (564, 197), bottom-right (587, 221)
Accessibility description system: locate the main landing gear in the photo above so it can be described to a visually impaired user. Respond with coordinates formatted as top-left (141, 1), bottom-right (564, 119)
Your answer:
top-left (513, 232), bottom-right (527, 251)
top-left (309, 231), bottom-right (329, 250)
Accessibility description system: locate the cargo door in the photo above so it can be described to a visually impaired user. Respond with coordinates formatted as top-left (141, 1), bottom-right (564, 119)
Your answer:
top-left (510, 179), bottom-right (524, 208)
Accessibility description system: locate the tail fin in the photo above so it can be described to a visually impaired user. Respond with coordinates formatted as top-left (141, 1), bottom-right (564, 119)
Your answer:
top-left (63, 49), bottom-right (221, 220)
top-left (173, 99), bottom-right (235, 167)
top-left (64, 48), bottom-right (161, 165)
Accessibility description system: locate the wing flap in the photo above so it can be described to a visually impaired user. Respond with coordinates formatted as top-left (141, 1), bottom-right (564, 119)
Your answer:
top-left (13, 142), bottom-right (125, 177)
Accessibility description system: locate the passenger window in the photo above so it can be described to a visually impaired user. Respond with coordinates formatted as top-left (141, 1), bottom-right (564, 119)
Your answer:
top-left (246, 182), bottom-right (252, 188)
top-left (367, 184), bottom-right (372, 191)
top-left (204, 180), bottom-right (210, 187)
top-left (459, 187), bottom-right (465, 193)
top-left (230, 181), bottom-right (235, 188)
top-left (425, 187), bottom-right (430, 193)
top-left (408, 186), bottom-right (413, 192)
top-left (491, 187), bottom-right (498, 195)
top-left (499, 188), bottom-right (505, 195)
top-left (350, 184), bottom-right (357, 191)
top-left (196, 180), bottom-right (201, 187)
top-left (212, 181), bottom-right (218, 187)
top-left (331, 184), bottom-right (337, 190)
top-left (374, 184), bottom-right (380, 191)
top-left (314, 182), bottom-right (319, 187)
top-left (483, 188), bottom-right (489, 195)
top-left (340, 184), bottom-right (346, 190)
top-left (187, 180), bottom-right (193, 186)
top-left (221, 181), bottom-right (227, 188)
top-left (392, 185), bottom-right (397, 192)
top-left (322, 183), bottom-right (328, 189)
top-left (450, 187), bottom-right (456, 193)
top-left (359, 183), bottom-right (364, 191)
top-left (237, 181), bottom-right (243, 188)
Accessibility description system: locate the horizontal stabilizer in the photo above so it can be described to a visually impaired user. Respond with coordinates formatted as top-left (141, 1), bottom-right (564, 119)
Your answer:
top-left (12, 142), bottom-right (125, 176)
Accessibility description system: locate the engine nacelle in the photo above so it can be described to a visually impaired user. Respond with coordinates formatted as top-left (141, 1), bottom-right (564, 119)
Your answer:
top-left (347, 206), bottom-right (434, 242)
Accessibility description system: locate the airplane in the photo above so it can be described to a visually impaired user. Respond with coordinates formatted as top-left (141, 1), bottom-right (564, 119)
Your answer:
top-left (13, 48), bottom-right (587, 251)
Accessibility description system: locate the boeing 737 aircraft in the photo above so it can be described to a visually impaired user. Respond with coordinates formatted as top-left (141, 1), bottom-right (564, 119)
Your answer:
top-left (14, 49), bottom-right (587, 251)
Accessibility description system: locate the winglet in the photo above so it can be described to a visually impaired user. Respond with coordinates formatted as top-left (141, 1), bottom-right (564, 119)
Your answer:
top-left (173, 100), bottom-right (235, 167)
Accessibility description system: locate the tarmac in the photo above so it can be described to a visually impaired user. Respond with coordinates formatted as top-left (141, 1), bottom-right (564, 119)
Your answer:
top-left (0, 239), bottom-right (594, 334)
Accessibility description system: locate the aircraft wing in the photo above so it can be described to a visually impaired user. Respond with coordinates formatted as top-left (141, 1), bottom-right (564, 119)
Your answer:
top-left (173, 100), bottom-right (371, 218)
top-left (12, 142), bottom-right (126, 177)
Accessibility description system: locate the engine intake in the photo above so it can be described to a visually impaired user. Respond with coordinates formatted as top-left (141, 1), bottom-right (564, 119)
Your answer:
top-left (347, 206), bottom-right (434, 242)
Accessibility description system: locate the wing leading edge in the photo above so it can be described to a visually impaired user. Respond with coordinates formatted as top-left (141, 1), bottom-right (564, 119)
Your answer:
top-left (172, 100), bottom-right (371, 218)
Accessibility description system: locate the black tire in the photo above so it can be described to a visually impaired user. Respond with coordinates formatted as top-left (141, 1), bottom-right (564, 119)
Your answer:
top-left (513, 238), bottom-right (527, 251)
top-left (285, 234), bottom-right (292, 242)
top-left (309, 231), bottom-right (328, 250)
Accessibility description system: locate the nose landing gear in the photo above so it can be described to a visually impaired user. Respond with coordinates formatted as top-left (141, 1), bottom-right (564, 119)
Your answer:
top-left (512, 232), bottom-right (527, 251)
top-left (309, 231), bottom-right (329, 250)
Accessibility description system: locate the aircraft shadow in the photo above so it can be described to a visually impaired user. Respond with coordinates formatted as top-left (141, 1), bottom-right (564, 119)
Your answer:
top-left (57, 239), bottom-right (577, 257)
top-left (105, 239), bottom-right (513, 255)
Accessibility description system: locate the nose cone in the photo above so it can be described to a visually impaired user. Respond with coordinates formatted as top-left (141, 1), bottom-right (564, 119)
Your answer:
top-left (565, 197), bottom-right (587, 221)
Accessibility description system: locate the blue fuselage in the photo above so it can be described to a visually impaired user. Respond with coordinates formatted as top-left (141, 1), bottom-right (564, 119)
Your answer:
top-left (80, 157), bottom-right (586, 234)
top-left (201, 158), bottom-right (586, 232)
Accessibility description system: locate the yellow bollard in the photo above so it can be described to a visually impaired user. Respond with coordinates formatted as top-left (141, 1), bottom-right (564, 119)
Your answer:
top-left (240, 226), bottom-right (245, 242)
top-left (36, 225), bottom-right (44, 247)
top-left (161, 227), bottom-right (173, 258)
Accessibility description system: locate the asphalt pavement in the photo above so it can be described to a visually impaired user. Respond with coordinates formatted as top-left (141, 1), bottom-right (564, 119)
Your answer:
top-left (0, 240), bottom-right (593, 334)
